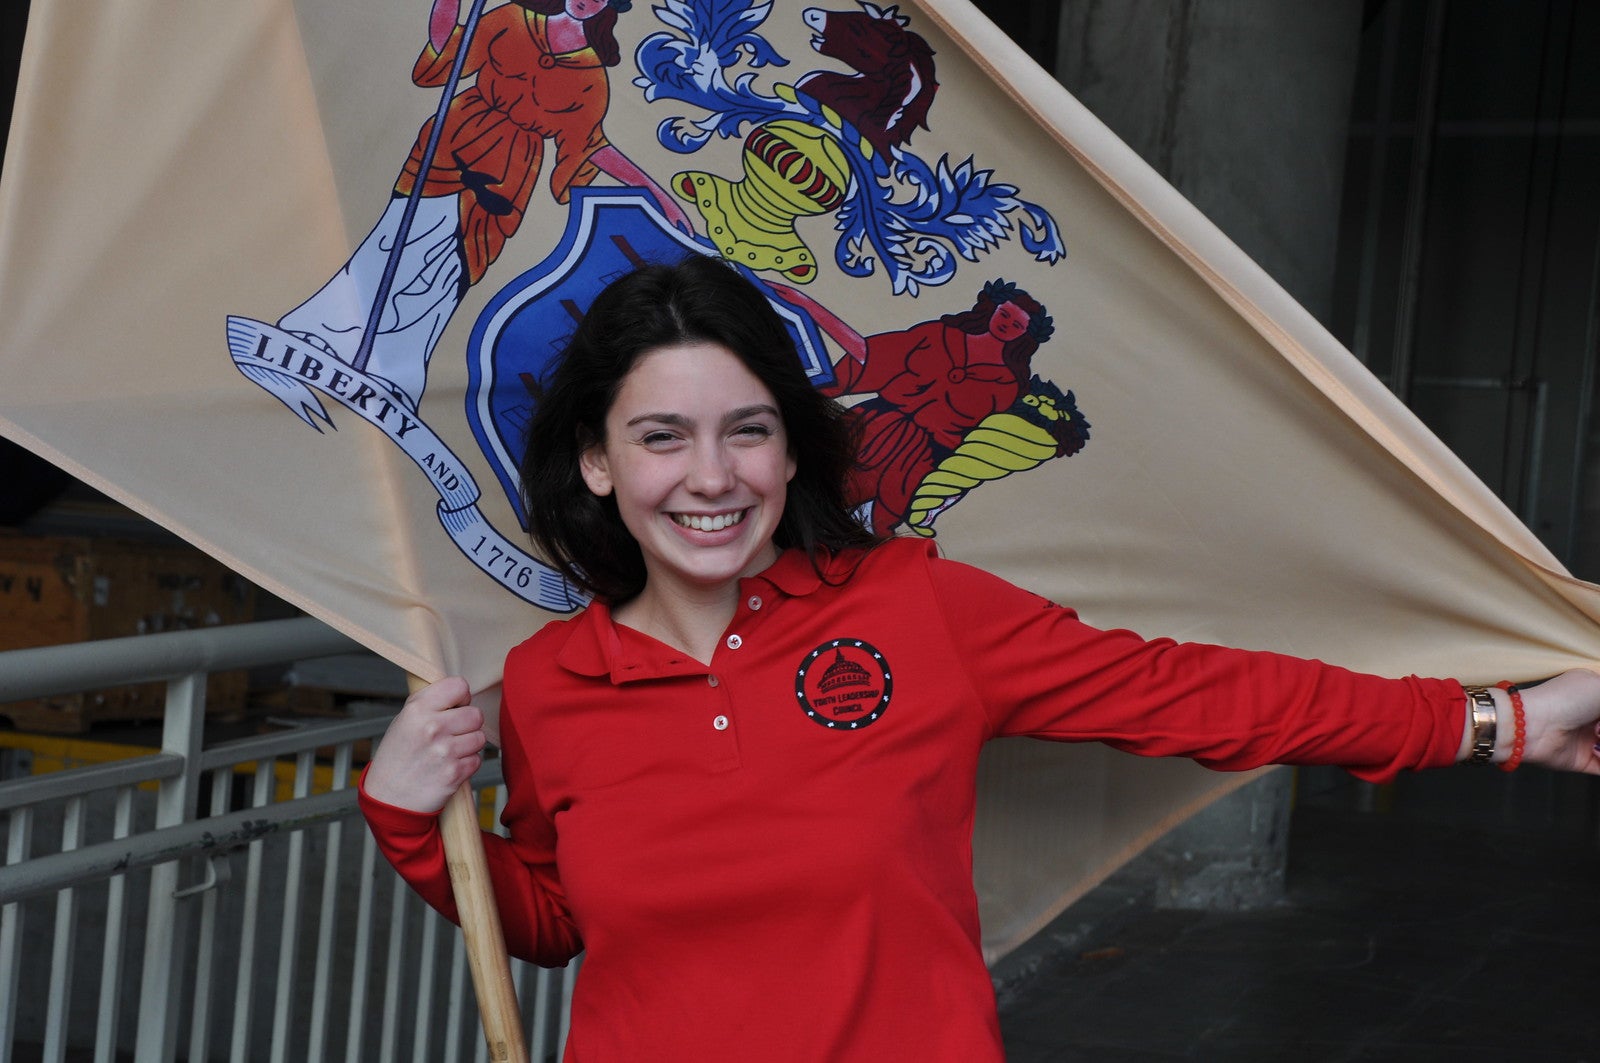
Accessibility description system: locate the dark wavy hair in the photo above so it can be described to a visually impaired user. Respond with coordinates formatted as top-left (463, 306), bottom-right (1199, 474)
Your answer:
top-left (520, 255), bottom-right (881, 602)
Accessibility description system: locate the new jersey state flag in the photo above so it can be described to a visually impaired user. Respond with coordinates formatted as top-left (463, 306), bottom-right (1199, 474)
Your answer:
top-left (4, 0), bottom-right (1599, 960)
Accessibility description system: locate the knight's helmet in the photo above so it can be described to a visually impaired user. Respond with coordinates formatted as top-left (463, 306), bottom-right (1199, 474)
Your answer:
top-left (674, 118), bottom-right (851, 284)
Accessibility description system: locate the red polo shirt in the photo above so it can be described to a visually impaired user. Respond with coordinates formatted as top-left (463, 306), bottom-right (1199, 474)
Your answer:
top-left (361, 537), bottom-right (1463, 1060)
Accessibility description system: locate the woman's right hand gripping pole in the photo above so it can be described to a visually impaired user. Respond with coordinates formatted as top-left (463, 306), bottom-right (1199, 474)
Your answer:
top-left (364, 676), bottom-right (487, 815)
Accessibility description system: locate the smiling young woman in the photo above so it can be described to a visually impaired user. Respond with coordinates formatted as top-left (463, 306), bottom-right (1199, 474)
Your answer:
top-left (573, 341), bottom-right (797, 659)
top-left (359, 255), bottom-right (1600, 1063)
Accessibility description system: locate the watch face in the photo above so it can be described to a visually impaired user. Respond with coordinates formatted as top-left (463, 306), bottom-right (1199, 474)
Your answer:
top-left (1466, 687), bottom-right (1496, 761)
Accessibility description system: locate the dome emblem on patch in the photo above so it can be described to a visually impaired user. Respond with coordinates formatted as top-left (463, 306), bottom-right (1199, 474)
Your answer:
top-left (794, 639), bottom-right (892, 730)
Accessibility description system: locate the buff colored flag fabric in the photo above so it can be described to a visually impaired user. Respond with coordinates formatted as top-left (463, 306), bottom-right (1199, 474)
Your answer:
top-left (4, 0), bottom-right (1600, 961)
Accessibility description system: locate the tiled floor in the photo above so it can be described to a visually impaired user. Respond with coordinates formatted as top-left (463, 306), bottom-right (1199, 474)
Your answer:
top-left (998, 770), bottom-right (1600, 1061)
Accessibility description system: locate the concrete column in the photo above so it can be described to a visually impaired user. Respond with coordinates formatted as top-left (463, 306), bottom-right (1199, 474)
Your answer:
top-left (1055, 0), bottom-right (1363, 320)
top-left (1052, 0), bottom-right (1365, 907)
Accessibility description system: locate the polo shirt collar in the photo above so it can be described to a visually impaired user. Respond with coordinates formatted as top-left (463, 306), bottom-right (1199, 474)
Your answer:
top-left (745, 544), bottom-right (826, 598)
top-left (552, 547), bottom-right (831, 682)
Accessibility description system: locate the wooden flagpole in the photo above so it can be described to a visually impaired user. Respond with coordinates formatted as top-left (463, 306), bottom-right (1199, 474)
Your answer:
top-left (352, 0), bottom-right (532, 1053)
top-left (370, 1), bottom-right (523, 1055)
top-left (408, 675), bottom-right (528, 1062)
top-left (440, 784), bottom-right (528, 1061)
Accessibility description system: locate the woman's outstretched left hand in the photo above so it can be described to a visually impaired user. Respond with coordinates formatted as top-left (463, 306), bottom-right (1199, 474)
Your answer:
top-left (1516, 669), bottom-right (1600, 774)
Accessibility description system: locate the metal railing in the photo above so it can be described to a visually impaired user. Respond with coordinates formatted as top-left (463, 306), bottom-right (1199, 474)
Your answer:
top-left (0, 618), bottom-right (577, 1063)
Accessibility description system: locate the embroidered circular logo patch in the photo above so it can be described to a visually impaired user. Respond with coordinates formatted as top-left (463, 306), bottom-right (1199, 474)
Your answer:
top-left (794, 639), bottom-right (892, 730)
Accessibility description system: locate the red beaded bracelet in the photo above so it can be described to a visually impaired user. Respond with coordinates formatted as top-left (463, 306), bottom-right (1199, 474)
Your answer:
top-left (1496, 680), bottom-right (1526, 772)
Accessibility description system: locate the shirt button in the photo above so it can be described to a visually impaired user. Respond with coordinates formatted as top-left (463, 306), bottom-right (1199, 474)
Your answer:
top-left (713, 715), bottom-right (729, 731)
top-left (747, 595), bottom-right (763, 611)
top-left (707, 674), bottom-right (720, 688)
top-left (726, 634), bottom-right (743, 650)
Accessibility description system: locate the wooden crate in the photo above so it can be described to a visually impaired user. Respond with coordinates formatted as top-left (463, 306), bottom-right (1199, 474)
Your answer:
top-left (0, 532), bottom-right (257, 733)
